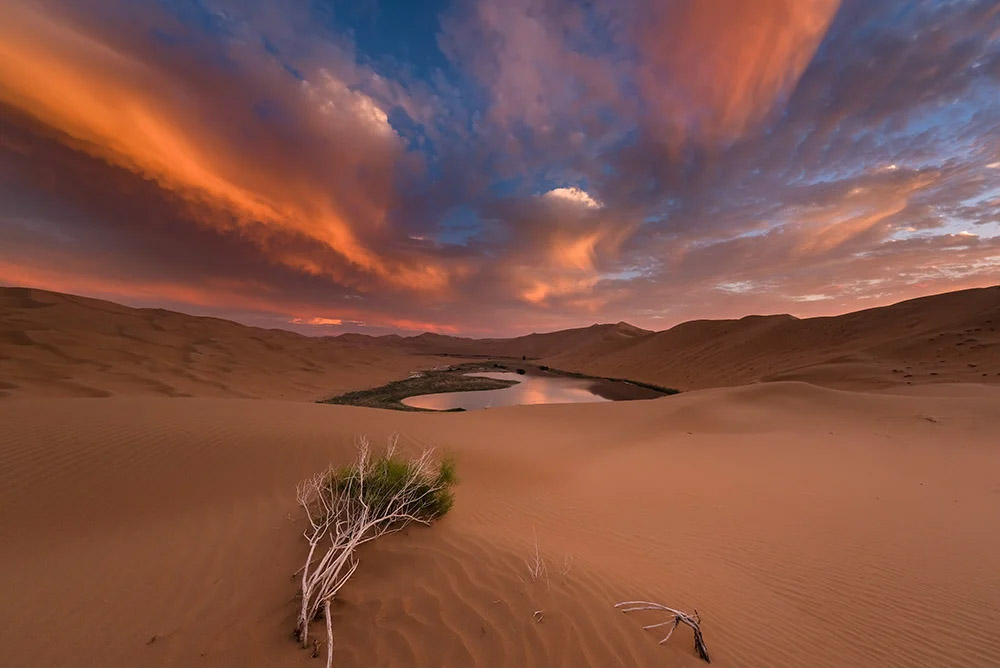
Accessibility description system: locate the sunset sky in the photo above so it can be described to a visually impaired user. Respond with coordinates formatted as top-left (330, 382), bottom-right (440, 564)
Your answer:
top-left (1, 0), bottom-right (999, 335)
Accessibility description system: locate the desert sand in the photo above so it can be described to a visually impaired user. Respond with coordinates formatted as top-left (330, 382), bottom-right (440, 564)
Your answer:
top-left (1, 286), bottom-right (999, 667)
top-left (0, 287), bottom-right (450, 401)
top-left (544, 286), bottom-right (1000, 391)
top-left (5, 285), bottom-right (998, 401)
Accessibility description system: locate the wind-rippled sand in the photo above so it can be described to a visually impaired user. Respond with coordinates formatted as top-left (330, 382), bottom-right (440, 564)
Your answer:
top-left (2, 382), bottom-right (998, 667)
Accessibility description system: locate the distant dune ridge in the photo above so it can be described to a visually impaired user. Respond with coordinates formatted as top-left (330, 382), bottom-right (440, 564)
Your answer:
top-left (2, 285), bottom-right (998, 399)
top-left (1, 284), bottom-right (1000, 668)
top-left (0, 287), bottom-right (443, 400)
top-left (542, 286), bottom-right (1000, 390)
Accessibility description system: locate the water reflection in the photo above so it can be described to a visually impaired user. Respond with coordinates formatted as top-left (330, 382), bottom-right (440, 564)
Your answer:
top-left (401, 372), bottom-right (614, 411)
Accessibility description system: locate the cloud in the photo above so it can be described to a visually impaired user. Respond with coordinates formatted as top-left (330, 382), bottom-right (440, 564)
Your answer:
top-left (633, 0), bottom-right (841, 145)
top-left (544, 187), bottom-right (601, 208)
top-left (0, 0), bottom-right (998, 336)
top-left (291, 316), bottom-right (344, 326)
top-left (0, 1), bottom-right (453, 291)
top-left (440, 0), bottom-right (841, 150)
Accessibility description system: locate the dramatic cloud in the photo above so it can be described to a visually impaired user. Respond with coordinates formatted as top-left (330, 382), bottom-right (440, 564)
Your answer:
top-left (635, 0), bottom-right (841, 145)
top-left (0, 0), bottom-right (998, 335)
top-left (0, 1), bottom-right (454, 290)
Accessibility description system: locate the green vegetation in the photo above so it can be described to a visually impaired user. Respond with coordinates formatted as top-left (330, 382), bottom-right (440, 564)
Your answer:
top-left (327, 450), bottom-right (456, 521)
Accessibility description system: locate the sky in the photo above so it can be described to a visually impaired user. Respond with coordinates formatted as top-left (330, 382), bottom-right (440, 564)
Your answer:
top-left (1, 0), bottom-right (999, 336)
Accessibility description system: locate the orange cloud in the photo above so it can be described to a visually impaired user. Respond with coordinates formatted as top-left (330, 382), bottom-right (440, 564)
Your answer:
top-left (638, 0), bottom-right (841, 144)
top-left (794, 172), bottom-right (936, 253)
top-left (553, 232), bottom-right (601, 271)
top-left (0, 2), bottom-right (450, 292)
top-left (509, 193), bottom-right (642, 306)
top-left (521, 275), bottom-right (600, 304)
top-left (291, 316), bottom-right (344, 326)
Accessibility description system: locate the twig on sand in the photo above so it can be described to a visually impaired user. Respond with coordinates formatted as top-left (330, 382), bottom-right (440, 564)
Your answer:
top-left (615, 600), bottom-right (711, 663)
top-left (525, 528), bottom-right (547, 584)
top-left (558, 554), bottom-right (573, 577)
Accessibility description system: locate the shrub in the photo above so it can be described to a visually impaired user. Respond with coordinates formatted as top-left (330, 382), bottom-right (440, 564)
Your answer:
top-left (327, 450), bottom-right (456, 522)
top-left (295, 438), bottom-right (456, 664)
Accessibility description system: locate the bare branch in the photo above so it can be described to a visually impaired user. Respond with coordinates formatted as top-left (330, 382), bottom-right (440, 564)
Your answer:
top-left (324, 600), bottom-right (334, 668)
top-left (615, 600), bottom-right (711, 663)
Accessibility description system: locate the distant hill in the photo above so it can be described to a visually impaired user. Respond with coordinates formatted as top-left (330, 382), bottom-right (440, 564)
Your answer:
top-left (1, 284), bottom-right (997, 398)
top-left (0, 287), bottom-right (431, 400)
top-left (543, 287), bottom-right (1000, 390)
top-left (348, 321), bottom-right (653, 359)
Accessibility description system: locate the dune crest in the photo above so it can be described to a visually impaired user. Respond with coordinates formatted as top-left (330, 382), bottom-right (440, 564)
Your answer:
top-left (543, 287), bottom-right (1000, 390)
top-left (3, 285), bottom-right (998, 400)
top-left (0, 287), bottom-right (445, 400)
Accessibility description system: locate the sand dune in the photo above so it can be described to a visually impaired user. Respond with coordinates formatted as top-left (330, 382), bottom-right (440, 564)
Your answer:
top-left (1, 383), bottom-right (999, 667)
top-left (2, 285), bottom-right (999, 667)
top-left (382, 321), bottom-right (653, 360)
top-left (5, 285), bottom-right (997, 400)
top-left (334, 287), bottom-right (1000, 393)
top-left (339, 287), bottom-right (1000, 391)
top-left (541, 286), bottom-right (1000, 390)
top-left (0, 287), bottom-right (444, 400)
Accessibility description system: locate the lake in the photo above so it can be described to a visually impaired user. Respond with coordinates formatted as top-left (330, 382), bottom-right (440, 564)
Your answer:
top-left (401, 371), bottom-right (656, 411)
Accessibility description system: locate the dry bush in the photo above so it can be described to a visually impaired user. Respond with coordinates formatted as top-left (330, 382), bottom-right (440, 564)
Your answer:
top-left (294, 436), bottom-right (456, 667)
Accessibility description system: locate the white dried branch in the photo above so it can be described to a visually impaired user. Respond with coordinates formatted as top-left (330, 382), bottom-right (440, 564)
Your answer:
top-left (615, 600), bottom-right (711, 663)
top-left (324, 600), bottom-right (334, 668)
top-left (294, 437), bottom-right (451, 667)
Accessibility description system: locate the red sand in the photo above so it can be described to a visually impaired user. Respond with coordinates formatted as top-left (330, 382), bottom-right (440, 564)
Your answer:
top-left (1, 285), bottom-right (998, 667)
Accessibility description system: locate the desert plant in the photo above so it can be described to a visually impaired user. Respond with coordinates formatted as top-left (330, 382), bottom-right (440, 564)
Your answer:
top-left (294, 436), bottom-right (456, 667)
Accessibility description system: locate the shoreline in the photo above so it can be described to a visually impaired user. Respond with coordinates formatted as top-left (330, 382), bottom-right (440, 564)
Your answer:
top-left (318, 360), bottom-right (677, 411)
